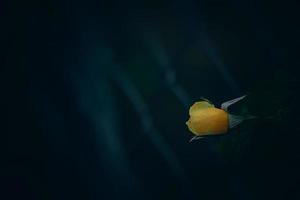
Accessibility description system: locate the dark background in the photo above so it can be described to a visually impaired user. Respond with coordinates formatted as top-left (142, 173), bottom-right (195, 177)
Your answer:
top-left (2, 0), bottom-right (300, 199)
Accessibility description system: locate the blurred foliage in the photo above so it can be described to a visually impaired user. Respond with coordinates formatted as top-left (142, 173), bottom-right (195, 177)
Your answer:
top-left (3, 0), bottom-right (300, 199)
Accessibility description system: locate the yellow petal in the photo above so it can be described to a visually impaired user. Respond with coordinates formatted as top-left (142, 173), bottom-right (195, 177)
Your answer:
top-left (189, 101), bottom-right (214, 116)
top-left (186, 119), bottom-right (197, 135)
